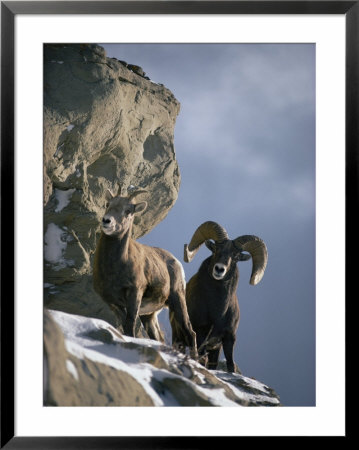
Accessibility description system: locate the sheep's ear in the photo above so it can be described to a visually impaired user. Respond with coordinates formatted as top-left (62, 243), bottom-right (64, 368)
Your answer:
top-left (105, 189), bottom-right (114, 202)
top-left (133, 201), bottom-right (147, 215)
top-left (237, 252), bottom-right (251, 262)
top-left (205, 240), bottom-right (216, 253)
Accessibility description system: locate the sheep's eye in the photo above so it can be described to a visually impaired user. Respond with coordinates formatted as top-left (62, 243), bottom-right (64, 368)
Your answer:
top-left (125, 209), bottom-right (132, 216)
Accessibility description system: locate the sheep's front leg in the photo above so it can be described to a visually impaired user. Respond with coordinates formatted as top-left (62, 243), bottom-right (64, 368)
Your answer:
top-left (140, 313), bottom-right (164, 342)
top-left (222, 333), bottom-right (236, 373)
top-left (124, 288), bottom-right (142, 337)
top-left (168, 292), bottom-right (197, 358)
top-left (207, 347), bottom-right (221, 370)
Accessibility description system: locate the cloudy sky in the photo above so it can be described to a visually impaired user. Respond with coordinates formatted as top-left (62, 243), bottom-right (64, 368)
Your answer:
top-left (101, 43), bottom-right (316, 407)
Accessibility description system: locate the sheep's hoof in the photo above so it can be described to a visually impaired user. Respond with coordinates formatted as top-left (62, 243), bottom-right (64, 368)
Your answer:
top-left (208, 363), bottom-right (218, 370)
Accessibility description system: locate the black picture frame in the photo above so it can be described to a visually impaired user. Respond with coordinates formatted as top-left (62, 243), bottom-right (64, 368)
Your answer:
top-left (1, 1), bottom-right (355, 447)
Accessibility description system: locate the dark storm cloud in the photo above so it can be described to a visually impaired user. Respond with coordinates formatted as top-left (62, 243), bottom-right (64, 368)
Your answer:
top-left (101, 43), bottom-right (315, 406)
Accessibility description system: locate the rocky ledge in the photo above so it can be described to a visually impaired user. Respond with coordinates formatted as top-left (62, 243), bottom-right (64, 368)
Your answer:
top-left (44, 309), bottom-right (281, 407)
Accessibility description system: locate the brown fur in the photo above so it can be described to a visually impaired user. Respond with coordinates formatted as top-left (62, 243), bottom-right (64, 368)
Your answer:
top-left (93, 191), bottom-right (197, 356)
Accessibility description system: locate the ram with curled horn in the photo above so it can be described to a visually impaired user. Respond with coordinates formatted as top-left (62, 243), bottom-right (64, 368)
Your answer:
top-left (177, 221), bottom-right (268, 372)
top-left (93, 183), bottom-right (197, 357)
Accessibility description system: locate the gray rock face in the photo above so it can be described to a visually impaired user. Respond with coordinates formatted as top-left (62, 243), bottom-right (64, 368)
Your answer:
top-left (43, 310), bottom-right (154, 406)
top-left (43, 44), bottom-right (181, 328)
top-left (44, 310), bottom-right (281, 407)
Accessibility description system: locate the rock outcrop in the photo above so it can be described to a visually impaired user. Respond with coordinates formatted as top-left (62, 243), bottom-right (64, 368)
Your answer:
top-left (44, 310), bottom-right (281, 407)
top-left (43, 44), bottom-right (181, 328)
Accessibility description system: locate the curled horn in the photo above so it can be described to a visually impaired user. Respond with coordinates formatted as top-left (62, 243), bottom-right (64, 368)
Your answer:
top-left (108, 183), bottom-right (123, 198)
top-left (233, 235), bottom-right (268, 285)
top-left (184, 221), bottom-right (228, 263)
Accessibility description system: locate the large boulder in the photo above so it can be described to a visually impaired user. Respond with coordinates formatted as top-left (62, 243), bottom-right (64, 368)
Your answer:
top-left (43, 44), bottom-right (181, 328)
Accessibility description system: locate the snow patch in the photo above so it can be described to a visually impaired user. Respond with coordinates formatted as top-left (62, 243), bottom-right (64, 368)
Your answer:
top-left (44, 223), bottom-right (67, 264)
top-left (54, 188), bottom-right (75, 212)
top-left (66, 124), bottom-right (75, 132)
top-left (66, 359), bottom-right (79, 381)
top-left (44, 224), bottom-right (73, 270)
top-left (196, 385), bottom-right (240, 407)
top-left (213, 371), bottom-right (279, 406)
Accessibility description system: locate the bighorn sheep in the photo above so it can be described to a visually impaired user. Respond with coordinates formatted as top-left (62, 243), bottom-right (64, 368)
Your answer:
top-left (181, 221), bottom-right (268, 372)
top-left (93, 185), bottom-right (197, 357)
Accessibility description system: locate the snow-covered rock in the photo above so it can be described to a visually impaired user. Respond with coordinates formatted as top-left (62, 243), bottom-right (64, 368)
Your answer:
top-left (44, 309), bottom-right (281, 407)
